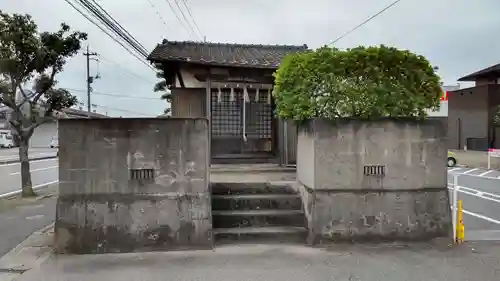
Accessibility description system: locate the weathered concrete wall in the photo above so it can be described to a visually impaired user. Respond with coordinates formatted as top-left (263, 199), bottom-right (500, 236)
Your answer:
top-left (296, 118), bottom-right (453, 244)
top-left (54, 118), bottom-right (212, 254)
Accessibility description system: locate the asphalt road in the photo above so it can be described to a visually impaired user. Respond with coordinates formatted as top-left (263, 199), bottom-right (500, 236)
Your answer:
top-left (447, 166), bottom-right (500, 240)
top-left (0, 155), bottom-right (58, 256)
top-left (0, 196), bottom-right (56, 256)
top-left (0, 147), bottom-right (57, 163)
top-left (0, 158), bottom-right (58, 195)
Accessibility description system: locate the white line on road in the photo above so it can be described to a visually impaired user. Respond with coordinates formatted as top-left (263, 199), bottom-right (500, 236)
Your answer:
top-left (448, 167), bottom-right (462, 172)
top-left (0, 154), bottom-right (20, 160)
top-left (448, 170), bottom-right (500, 180)
top-left (9, 165), bottom-right (58, 176)
top-left (25, 214), bottom-right (45, 220)
top-left (447, 184), bottom-right (500, 203)
top-left (0, 152), bottom-right (54, 161)
top-left (463, 209), bottom-right (500, 225)
top-left (462, 168), bottom-right (479, 174)
top-left (478, 170), bottom-right (494, 177)
top-left (0, 158), bottom-right (57, 167)
top-left (0, 180), bottom-right (58, 199)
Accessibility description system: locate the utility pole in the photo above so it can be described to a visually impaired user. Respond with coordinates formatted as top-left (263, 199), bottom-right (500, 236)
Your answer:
top-left (83, 45), bottom-right (99, 112)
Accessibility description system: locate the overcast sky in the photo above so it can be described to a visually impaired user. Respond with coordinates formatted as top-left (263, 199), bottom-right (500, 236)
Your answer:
top-left (3, 0), bottom-right (500, 116)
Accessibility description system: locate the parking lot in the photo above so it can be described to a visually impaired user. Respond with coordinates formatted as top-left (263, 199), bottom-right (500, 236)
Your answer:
top-left (448, 166), bottom-right (500, 240)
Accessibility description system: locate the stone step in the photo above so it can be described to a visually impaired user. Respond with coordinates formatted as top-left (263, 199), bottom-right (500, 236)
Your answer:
top-left (214, 226), bottom-right (307, 244)
top-left (212, 194), bottom-right (302, 211)
top-left (211, 182), bottom-right (296, 195)
top-left (212, 210), bottom-right (306, 229)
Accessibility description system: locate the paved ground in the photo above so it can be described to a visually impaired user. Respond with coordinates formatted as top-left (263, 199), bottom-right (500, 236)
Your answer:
top-left (0, 158), bottom-right (58, 196)
top-left (14, 242), bottom-right (500, 281)
top-left (0, 157), bottom-right (58, 258)
top-left (0, 195), bottom-right (56, 257)
top-left (0, 147), bottom-right (57, 163)
top-left (447, 166), bottom-right (500, 240)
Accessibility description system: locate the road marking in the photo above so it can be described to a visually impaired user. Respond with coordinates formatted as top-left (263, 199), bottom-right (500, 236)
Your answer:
top-left (9, 165), bottom-right (58, 175)
top-left (0, 180), bottom-right (58, 199)
top-left (478, 170), bottom-right (494, 177)
top-left (463, 210), bottom-right (500, 225)
top-left (0, 158), bottom-right (57, 167)
top-left (449, 168), bottom-right (461, 172)
top-left (449, 170), bottom-right (500, 180)
top-left (462, 168), bottom-right (479, 174)
top-left (447, 184), bottom-right (500, 203)
top-left (0, 155), bottom-right (20, 160)
top-left (25, 214), bottom-right (45, 220)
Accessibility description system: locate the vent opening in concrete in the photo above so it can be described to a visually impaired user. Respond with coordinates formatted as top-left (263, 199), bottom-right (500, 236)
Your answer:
top-left (130, 169), bottom-right (156, 180)
top-left (363, 165), bottom-right (385, 176)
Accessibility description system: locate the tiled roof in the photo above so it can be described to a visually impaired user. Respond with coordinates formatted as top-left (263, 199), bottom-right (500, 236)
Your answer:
top-left (458, 63), bottom-right (500, 81)
top-left (63, 108), bottom-right (108, 118)
top-left (148, 40), bottom-right (308, 69)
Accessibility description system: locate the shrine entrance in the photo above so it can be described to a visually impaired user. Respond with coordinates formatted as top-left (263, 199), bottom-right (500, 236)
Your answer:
top-left (210, 84), bottom-right (277, 163)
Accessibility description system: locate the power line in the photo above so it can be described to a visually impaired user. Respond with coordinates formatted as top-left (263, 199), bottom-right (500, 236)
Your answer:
top-left (75, 0), bottom-right (148, 57)
top-left (328, 0), bottom-right (403, 45)
top-left (179, 0), bottom-right (203, 39)
top-left (73, 100), bottom-right (151, 116)
top-left (98, 55), bottom-right (156, 84)
top-left (64, 88), bottom-right (161, 100)
top-left (87, 0), bottom-right (148, 55)
top-left (146, 0), bottom-right (172, 33)
top-left (172, 0), bottom-right (201, 40)
top-left (163, 0), bottom-right (196, 38)
top-left (64, 0), bottom-right (154, 70)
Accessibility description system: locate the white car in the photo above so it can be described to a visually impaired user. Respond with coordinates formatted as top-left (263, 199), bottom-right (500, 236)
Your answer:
top-left (0, 132), bottom-right (14, 148)
top-left (50, 137), bottom-right (59, 148)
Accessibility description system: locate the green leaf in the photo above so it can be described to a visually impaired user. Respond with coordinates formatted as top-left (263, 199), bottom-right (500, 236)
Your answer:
top-left (0, 10), bottom-right (86, 130)
top-left (273, 45), bottom-right (443, 120)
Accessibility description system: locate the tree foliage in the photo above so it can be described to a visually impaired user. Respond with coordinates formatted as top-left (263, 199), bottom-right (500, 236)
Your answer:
top-left (0, 11), bottom-right (86, 135)
top-left (0, 11), bottom-right (86, 197)
top-left (272, 45), bottom-right (443, 121)
top-left (153, 65), bottom-right (171, 115)
top-left (494, 105), bottom-right (500, 126)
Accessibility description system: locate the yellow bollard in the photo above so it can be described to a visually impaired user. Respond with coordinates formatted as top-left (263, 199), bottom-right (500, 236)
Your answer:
top-left (456, 200), bottom-right (465, 244)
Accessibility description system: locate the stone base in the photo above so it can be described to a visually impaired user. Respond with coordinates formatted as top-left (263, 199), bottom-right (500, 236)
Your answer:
top-left (296, 184), bottom-right (453, 244)
top-left (54, 194), bottom-right (213, 254)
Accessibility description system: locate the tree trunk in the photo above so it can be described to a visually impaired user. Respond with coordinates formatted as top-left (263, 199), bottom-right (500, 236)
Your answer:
top-left (19, 136), bottom-right (35, 197)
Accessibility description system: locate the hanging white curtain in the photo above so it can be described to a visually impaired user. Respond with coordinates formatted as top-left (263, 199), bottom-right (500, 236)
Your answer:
top-left (217, 86), bottom-right (222, 103)
top-left (267, 88), bottom-right (272, 105)
top-left (229, 86), bottom-right (235, 102)
top-left (255, 88), bottom-right (260, 102)
top-left (243, 86), bottom-right (250, 103)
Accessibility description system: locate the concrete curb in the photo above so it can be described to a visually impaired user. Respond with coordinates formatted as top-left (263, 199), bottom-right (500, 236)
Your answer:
top-left (0, 156), bottom-right (57, 165)
top-left (0, 223), bottom-right (54, 281)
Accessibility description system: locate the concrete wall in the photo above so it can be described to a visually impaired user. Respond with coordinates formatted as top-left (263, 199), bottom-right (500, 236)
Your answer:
top-left (54, 118), bottom-right (212, 254)
top-left (296, 118), bottom-right (452, 244)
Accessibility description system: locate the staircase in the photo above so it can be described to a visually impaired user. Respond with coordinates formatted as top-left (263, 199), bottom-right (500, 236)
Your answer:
top-left (211, 181), bottom-right (308, 244)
